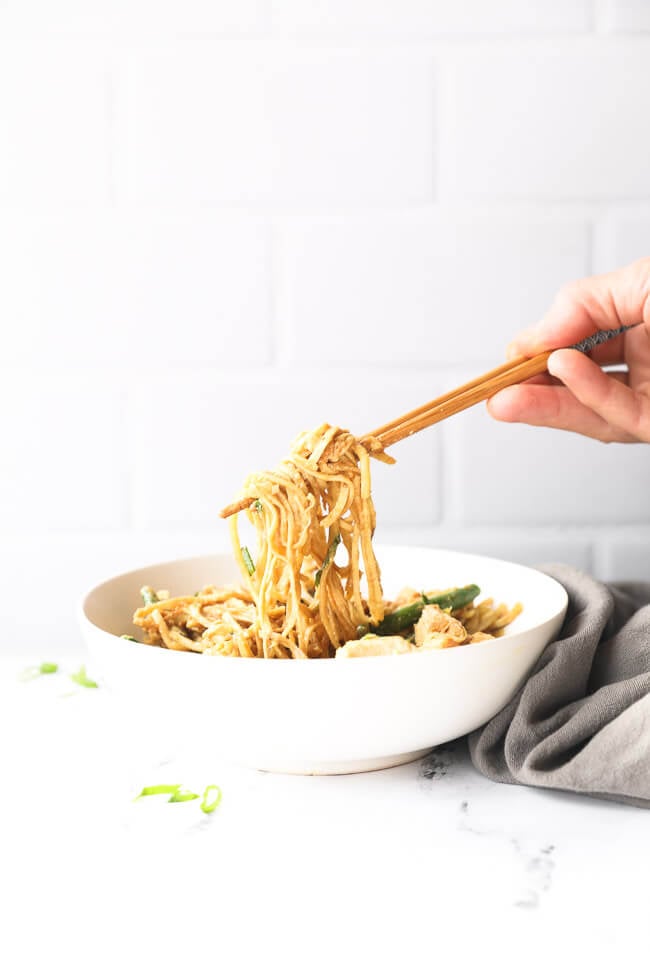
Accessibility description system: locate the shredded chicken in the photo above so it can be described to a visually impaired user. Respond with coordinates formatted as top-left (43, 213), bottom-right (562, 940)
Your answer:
top-left (414, 604), bottom-right (468, 649)
top-left (336, 635), bottom-right (414, 658)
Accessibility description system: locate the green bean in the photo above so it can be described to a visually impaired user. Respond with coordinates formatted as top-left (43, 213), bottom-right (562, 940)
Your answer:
top-left (241, 546), bottom-right (255, 576)
top-left (373, 585), bottom-right (480, 636)
top-left (315, 534), bottom-right (341, 589)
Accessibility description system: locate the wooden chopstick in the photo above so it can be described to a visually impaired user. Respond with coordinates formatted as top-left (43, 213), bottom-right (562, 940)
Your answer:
top-left (219, 323), bottom-right (642, 519)
top-left (369, 351), bottom-right (550, 447)
top-left (373, 320), bottom-right (640, 446)
top-left (219, 351), bottom-right (551, 518)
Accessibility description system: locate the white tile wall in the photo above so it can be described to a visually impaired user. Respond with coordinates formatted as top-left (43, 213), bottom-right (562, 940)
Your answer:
top-left (0, 1), bottom-right (270, 37)
top-left (273, 1), bottom-right (592, 36)
top-left (594, 211), bottom-right (650, 271)
top-left (0, 43), bottom-right (110, 204)
top-left (2, 1), bottom-right (650, 655)
top-left (283, 214), bottom-right (589, 365)
top-left (116, 49), bottom-right (435, 204)
top-left (449, 407), bottom-right (650, 526)
top-left (0, 212), bottom-right (272, 366)
top-left (131, 373), bottom-right (441, 531)
top-left (598, 538), bottom-right (650, 580)
top-left (0, 370), bottom-right (128, 532)
top-left (440, 42), bottom-right (650, 201)
top-left (598, 1), bottom-right (650, 32)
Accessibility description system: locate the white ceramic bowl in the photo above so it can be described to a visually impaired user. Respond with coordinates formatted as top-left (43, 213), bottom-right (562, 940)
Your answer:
top-left (79, 546), bottom-right (567, 775)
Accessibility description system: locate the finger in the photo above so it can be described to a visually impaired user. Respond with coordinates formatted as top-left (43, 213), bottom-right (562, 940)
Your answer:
top-left (547, 349), bottom-right (650, 442)
top-left (506, 257), bottom-right (650, 358)
top-left (487, 381), bottom-right (637, 442)
top-left (508, 331), bottom-right (627, 367)
top-left (512, 368), bottom-right (628, 389)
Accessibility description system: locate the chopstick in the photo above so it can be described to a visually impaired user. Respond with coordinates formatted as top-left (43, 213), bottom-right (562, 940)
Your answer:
top-left (369, 322), bottom-right (638, 447)
top-left (366, 351), bottom-right (550, 447)
top-left (219, 323), bottom-right (639, 519)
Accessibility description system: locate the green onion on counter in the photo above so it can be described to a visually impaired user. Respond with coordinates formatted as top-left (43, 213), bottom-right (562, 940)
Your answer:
top-left (19, 661), bottom-right (59, 681)
top-left (135, 782), bottom-right (223, 813)
top-left (70, 665), bottom-right (98, 689)
top-left (200, 785), bottom-right (222, 814)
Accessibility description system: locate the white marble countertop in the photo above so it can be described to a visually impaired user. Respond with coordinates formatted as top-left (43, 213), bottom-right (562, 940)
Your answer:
top-left (2, 652), bottom-right (647, 975)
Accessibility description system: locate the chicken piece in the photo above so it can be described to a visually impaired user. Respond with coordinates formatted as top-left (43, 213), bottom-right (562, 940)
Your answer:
top-left (413, 604), bottom-right (468, 649)
top-left (468, 631), bottom-right (495, 644)
top-left (336, 635), bottom-right (414, 658)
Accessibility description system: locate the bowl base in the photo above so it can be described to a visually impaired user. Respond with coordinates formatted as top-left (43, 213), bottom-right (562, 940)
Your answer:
top-left (251, 747), bottom-right (433, 776)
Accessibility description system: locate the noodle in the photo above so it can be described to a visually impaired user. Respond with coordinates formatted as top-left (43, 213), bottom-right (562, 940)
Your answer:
top-left (132, 423), bottom-right (521, 657)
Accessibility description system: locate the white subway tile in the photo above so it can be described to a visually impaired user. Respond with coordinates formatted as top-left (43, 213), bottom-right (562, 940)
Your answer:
top-left (0, 531), bottom-right (220, 654)
top-left (116, 50), bottom-right (435, 204)
top-left (274, 0), bottom-right (591, 36)
top-left (598, 537), bottom-right (650, 580)
top-left (441, 45), bottom-right (650, 200)
top-left (283, 215), bottom-right (588, 366)
top-left (449, 406), bottom-right (650, 526)
top-left (116, 50), bottom-right (274, 203)
top-left (0, 371), bottom-right (127, 531)
top-left (0, 43), bottom-right (109, 205)
top-left (0, 211), bottom-right (271, 367)
top-left (120, 213), bottom-right (272, 366)
top-left (0, 1), bottom-right (269, 36)
top-left (132, 373), bottom-right (441, 530)
top-left (594, 212), bottom-right (650, 272)
top-left (270, 53), bottom-right (435, 204)
top-left (598, 1), bottom-right (650, 33)
top-left (375, 526), bottom-right (593, 570)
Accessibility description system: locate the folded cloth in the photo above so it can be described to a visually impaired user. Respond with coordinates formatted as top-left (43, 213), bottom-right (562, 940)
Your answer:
top-left (468, 564), bottom-right (650, 808)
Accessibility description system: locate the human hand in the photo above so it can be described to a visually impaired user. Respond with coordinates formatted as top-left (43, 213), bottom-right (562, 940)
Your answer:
top-left (487, 258), bottom-right (650, 443)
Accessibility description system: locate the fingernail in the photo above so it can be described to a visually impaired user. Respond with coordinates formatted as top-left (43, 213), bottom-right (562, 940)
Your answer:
top-left (547, 350), bottom-right (562, 376)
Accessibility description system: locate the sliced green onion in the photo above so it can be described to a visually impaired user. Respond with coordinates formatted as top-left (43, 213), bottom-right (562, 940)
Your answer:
top-left (19, 661), bottom-right (59, 681)
top-left (140, 585), bottom-right (159, 606)
top-left (253, 500), bottom-right (263, 514)
top-left (70, 665), bottom-right (98, 689)
top-left (241, 546), bottom-right (255, 576)
top-left (121, 635), bottom-right (138, 642)
top-left (315, 534), bottom-right (341, 589)
top-left (136, 784), bottom-right (182, 799)
top-left (200, 785), bottom-right (222, 814)
top-left (168, 787), bottom-right (200, 804)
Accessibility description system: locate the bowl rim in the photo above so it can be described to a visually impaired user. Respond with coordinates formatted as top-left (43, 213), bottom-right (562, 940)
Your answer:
top-left (78, 544), bottom-right (568, 665)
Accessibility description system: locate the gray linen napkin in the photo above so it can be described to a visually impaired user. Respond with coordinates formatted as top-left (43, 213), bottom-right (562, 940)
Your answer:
top-left (468, 564), bottom-right (650, 808)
